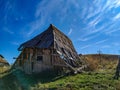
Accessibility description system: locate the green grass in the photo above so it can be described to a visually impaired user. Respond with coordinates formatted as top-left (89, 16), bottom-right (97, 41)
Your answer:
top-left (0, 68), bottom-right (120, 90)
top-left (33, 71), bottom-right (120, 90)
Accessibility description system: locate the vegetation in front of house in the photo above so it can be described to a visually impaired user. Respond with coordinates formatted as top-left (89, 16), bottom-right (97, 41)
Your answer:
top-left (0, 68), bottom-right (120, 90)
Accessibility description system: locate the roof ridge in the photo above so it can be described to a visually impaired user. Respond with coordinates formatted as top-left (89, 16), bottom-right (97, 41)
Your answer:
top-left (50, 24), bottom-right (72, 43)
top-left (50, 24), bottom-right (57, 30)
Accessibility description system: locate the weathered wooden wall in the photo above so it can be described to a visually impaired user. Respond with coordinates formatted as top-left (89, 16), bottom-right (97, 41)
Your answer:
top-left (15, 48), bottom-right (67, 74)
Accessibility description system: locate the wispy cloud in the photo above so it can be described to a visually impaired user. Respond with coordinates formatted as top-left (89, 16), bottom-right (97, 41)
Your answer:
top-left (105, 0), bottom-right (120, 9)
top-left (94, 39), bottom-right (108, 45)
top-left (88, 16), bottom-right (101, 27)
top-left (3, 27), bottom-right (14, 34)
top-left (23, 0), bottom-right (82, 37)
top-left (103, 22), bottom-right (120, 35)
top-left (79, 38), bottom-right (108, 51)
top-left (113, 13), bottom-right (120, 21)
top-left (78, 32), bottom-right (101, 42)
top-left (79, 0), bottom-right (120, 39)
top-left (68, 28), bottom-right (73, 35)
top-left (106, 28), bottom-right (120, 34)
top-left (101, 45), bottom-right (111, 49)
top-left (78, 35), bottom-right (96, 41)
top-left (112, 42), bottom-right (120, 46)
top-left (11, 41), bottom-right (19, 46)
top-left (2, 0), bottom-right (16, 25)
top-left (81, 45), bottom-right (92, 49)
top-left (23, 0), bottom-right (66, 37)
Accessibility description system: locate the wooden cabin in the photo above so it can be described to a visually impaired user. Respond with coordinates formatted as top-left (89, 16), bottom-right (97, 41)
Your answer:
top-left (13, 24), bottom-right (85, 74)
top-left (0, 54), bottom-right (9, 67)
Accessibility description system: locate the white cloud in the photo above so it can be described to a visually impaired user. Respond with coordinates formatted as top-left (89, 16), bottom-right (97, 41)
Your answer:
top-left (104, 22), bottom-right (120, 35)
top-left (80, 0), bottom-right (120, 39)
top-left (113, 13), bottom-right (120, 21)
top-left (81, 45), bottom-right (92, 49)
top-left (80, 39), bottom-right (108, 50)
top-left (107, 28), bottom-right (120, 34)
top-left (94, 39), bottom-right (108, 45)
top-left (78, 36), bottom-right (95, 41)
top-left (68, 28), bottom-right (73, 35)
top-left (78, 33), bottom-right (101, 42)
top-left (103, 0), bottom-right (120, 10)
top-left (110, 0), bottom-right (120, 8)
top-left (87, 14), bottom-right (102, 28)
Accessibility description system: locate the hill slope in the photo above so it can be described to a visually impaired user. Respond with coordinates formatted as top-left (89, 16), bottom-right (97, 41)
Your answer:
top-left (0, 69), bottom-right (120, 90)
top-left (80, 54), bottom-right (118, 71)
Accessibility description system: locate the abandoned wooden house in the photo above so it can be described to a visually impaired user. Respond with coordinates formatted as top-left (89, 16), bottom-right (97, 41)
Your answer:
top-left (0, 54), bottom-right (9, 67)
top-left (13, 24), bottom-right (86, 74)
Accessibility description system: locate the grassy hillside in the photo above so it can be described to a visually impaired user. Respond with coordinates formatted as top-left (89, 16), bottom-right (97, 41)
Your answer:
top-left (0, 68), bottom-right (120, 90)
top-left (80, 54), bottom-right (118, 71)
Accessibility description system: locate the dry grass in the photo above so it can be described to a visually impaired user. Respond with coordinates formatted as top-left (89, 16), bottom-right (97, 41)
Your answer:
top-left (0, 67), bottom-right (10, 74)
top-left (80, 54), bottom-right (118, 71)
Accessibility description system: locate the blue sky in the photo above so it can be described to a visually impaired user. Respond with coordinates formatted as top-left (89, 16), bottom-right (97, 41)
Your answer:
top-left (0, 0), bottom-right (120, 64)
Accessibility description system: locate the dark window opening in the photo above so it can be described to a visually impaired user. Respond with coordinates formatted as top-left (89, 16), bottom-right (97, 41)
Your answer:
top-left (37, 56), bottom-right (43, 61)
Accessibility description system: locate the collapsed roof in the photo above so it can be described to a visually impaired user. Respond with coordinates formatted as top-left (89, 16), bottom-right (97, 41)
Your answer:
top-left (18, 24), bottom-right (84, 70)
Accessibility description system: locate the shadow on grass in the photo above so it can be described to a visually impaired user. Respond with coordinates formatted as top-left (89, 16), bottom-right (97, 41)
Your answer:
top-left (0, 69), bottom-right (74, 90)
top-left (1, 69), bottom-right (119, 90)
top-left (3, 69), bottom-right (69, 89)
top-left (15, 69), bottom-right (68, 83)
top-left (0, 69), bottom-right (23, 90)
